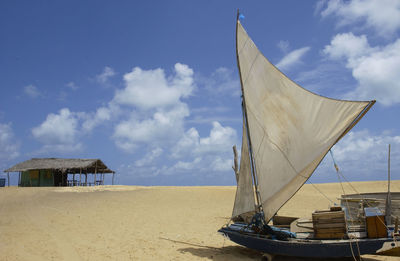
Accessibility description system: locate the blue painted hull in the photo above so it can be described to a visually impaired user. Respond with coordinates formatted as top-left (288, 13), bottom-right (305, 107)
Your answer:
top-left (219, 226), bottom-right (393, 258)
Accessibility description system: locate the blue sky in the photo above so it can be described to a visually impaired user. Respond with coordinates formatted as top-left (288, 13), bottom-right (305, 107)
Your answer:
top-left (1, 0), bottom-right (400, 186)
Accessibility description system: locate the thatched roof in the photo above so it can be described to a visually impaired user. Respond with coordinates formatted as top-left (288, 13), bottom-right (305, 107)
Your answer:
top-left (4, 158), bottom-right (114, 173)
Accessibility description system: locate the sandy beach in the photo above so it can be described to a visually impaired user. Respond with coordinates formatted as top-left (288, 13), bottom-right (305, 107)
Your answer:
top-left (1, 181), bottom-right (400, 261)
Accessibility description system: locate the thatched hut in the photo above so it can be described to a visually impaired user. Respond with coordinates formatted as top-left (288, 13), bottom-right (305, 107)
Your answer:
top-left (4, 158), bottom-right (115, 187)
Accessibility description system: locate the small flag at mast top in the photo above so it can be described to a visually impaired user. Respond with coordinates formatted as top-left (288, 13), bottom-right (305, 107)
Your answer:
top-left (239, 13), bottom-right (245, 20)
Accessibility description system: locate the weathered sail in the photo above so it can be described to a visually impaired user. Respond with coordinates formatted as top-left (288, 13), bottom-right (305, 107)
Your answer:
top-left (232, 117), bottom-right (255, 222)
top-left (236, 21), bottom-right (374, 222)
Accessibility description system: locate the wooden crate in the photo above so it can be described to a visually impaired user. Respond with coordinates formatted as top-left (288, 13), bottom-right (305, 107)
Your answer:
top-left (366, 215), bottom-right (386, 238)
top-left (364, 207), bottom-right (387, 238)
top-left (312, 210), bottom-right (346, 239)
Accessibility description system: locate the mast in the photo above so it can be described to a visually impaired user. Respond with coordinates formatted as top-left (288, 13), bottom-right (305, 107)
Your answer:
top-left (386, 144), bottom-right (392, 225)
top-left (236, 10), bottom-right (262, 212)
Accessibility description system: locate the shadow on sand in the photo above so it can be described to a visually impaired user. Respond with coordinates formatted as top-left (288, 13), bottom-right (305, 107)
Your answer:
top-left (178, 245), bottom-right (382, 261)
top-left (160, 237), bottom-right (382, 260)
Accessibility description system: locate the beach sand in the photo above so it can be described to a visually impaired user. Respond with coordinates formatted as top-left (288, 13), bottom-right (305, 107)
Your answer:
top-left (1, 181), bottom-right (400, 260)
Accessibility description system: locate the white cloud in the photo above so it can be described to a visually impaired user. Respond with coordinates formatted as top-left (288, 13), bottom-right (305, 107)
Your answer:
top-left (127, 121), bottom-right (237, 177)
top-left (113, 103), bottom-right (189, 151)
top-left (23, 84), bottom-right (41, 98)
top-left (323, 33), bottom-right (375, 62)
top-left (171, 127), bottom-right (200, 158)
top-left (0, 123), bottom-right (20, 162)
top-left (31, 63), bottom-right (196, 154)
top-left (320, 0), bottom-right (400, 37)
top-left (211, 156), bottom-right (233, 172)
top-left (66, 81), bottom-right (79, 90)
top-left (314, 0), bottom-right (328, 16)
top-left (32, 108), bottom-right (83, 153)
top-left (324, 33), bottom-right (400, 105)
top-left (277, 40), bottom-right (290, 53)
top-left (276, 47), bottom-right (311, 71)
top-left (111, 63), bottom-right (195, 152)
top-left (82, 105), bottom-right (117, 132)
top-left (114, 63), bottom-right (194, 110)
top-left (171, 121), bottom-right (237, 172)
top-left (197, 121), bottom-right (237, 154)
top-left (171, 157), bottom-right (202, 171)
top-left (96, 66), bottom-right (116, 84)
top-left (198, 67), bottom-right (240, 96)
top-left (134, 147), bottom-right (163, 167)
top-left (28, 63), bottom-right (240, 178)
top-left (317, 130), bottom-right (400, 180)
top-left (35, 143), bottom-right (83, 154)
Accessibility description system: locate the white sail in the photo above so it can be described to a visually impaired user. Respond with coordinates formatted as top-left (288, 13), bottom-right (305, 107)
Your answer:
top-left (236, 21), bottom-right (374, 222)
top-left (232, 117), bottom-right (255, 222)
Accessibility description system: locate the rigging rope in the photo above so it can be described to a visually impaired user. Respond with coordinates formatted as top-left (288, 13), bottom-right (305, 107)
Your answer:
top-left (309, 181), bottom-right (335, 205)
top-left (330, 149), bottom-right (362, 261)
top-left (329, 149), bottom-right (400, 259)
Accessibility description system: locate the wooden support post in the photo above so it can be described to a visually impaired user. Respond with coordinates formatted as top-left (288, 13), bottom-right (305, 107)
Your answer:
top-left (102, 172), bottom-right (105, 185)
top-left (18, 172), bottom-right (21, 187)
top-left (85, 170), bottom-right (88, 186)
top-left (94, 161), bottom-right (97, 186)
top-left (79, 168), bottom-right (82, 186)
top-left (232, 145), bottom-right (239, 183)
top-left (386, 144), bottom-right (392, 225)
top-left (7, 172), bottom-right (10, 187)
top-left (73, 173), bottom-right (75, 186)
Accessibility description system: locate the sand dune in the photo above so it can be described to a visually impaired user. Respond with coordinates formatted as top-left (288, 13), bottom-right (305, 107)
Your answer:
top-left (1, 181), bottom-right (400, 260)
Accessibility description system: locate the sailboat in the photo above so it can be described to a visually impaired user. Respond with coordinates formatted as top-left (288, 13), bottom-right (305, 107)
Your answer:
top-left (218, 12), bottom-right (397, 258)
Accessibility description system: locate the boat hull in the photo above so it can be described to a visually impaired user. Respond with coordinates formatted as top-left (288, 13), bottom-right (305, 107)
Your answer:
top-left (219, 226), bottom-right (394, 258)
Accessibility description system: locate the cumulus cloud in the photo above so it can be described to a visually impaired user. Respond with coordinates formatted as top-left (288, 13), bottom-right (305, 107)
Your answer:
top-left (32, 108), bottom-right (83, 153)
top-left (126, 121), bottom-right (237, 177)
top-left (24, 85), bottom-right (41, 98)
top-left (113, 103), bottom-right (190, 151)
top-left (315, 130), bottom-right (400, 181)
top-left (112, 63), bottom-right (195, 152)
top-left (0, 123), bottom-right (20, 162)
top-left (172, 122), bottom-right (237, 158)
top-left (324, 33), bottom-right (400, 105)
top-left (32, 63), bottom-right (197, 154)
top-left (198, 67), bottom-right (240, 96)
top-left (170, 157), bottom-right (203, 172)
top-left (114, 63), bottom-right (194, 110)
top-left (323, 33), bottom-right (375, 62)
top-left (96, 66), bottom-right (116, 84)
top-left (276, 47), bottom-right (311, 71)
top-left (82, 105), bottom-right (118, 132)
top-left (30, 63), bottom-right (239, 179)
top-left (320, 0), bottom-right (400, 37)
top-left (169, 121), bottom-right (237, 172)
top-left (134, 147), bottom-right (163, 167)
top-left (196, 121), bottom-right (237, 154)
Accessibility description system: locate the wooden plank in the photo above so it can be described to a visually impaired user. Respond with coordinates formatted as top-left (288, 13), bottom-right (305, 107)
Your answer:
top-left (314, 226), bottom-right (346, 233)
top-left (313, 210), bottom-right (344, 215)
top-left (313, 223), bottom-right (346, 229)
top-left (315, 232), bottom-right (346, 239)
top-left (313, 218), bottom-right (346, 223)
top-left (313, 214), bottom-right (344, 219)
